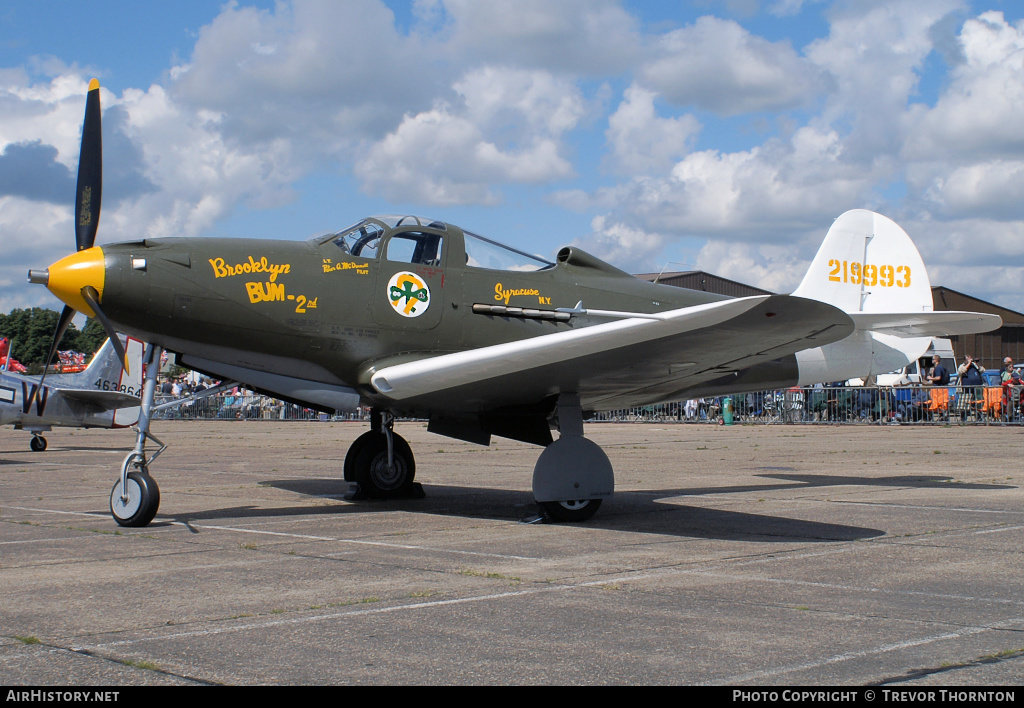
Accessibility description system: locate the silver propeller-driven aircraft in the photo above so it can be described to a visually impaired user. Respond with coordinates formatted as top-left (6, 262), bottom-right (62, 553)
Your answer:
top-left (0, 335), bottom-right (143, 451)
top-left (27, 81), bottom-right (1002, 526)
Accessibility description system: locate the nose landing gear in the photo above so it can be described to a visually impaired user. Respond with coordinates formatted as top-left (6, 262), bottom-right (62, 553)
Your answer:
top-left (110, 461), bottom-right (160, 527)
top-left (110, 344), bottom-right (165, 527)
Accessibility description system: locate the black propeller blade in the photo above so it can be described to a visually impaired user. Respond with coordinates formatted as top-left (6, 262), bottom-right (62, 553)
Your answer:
top-left (30, 79), bottom-right (128, 381)
top-left (80, 286), bottom-right (128, 373)
top-left (75, 78), bottom-right (102, 252)
top-left (35, 305), bottom-right (77, 392)
top-left (74, 81), bottom-right (120, 368)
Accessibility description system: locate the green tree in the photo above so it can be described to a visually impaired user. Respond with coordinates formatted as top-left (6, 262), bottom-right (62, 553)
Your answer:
top-left (69, 318), bottom-right (107, 356)
top-left (0, 308), bottom-right (106, 372)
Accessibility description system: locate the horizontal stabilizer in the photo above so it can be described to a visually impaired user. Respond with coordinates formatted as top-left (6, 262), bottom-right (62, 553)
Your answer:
top-left (58, 388), bottom-right (140, 412)
top-left (849, 311), bottom-right (1002, 337)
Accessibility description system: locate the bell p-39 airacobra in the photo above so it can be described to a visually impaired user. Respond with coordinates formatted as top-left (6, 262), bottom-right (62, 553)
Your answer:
top-left (28, 80), bottom-right (1001, 527)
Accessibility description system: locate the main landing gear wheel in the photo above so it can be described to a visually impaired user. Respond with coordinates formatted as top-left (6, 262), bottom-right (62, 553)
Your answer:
top-left (110, 462), bottom-right (160, 527)
top-left (30, 435), bottom-right (47, 452)
top-left (540, 499), bottom-right (602, 523)
top-left (343, 431), bottom-right (382, 482)
top-left (531, 393), bottom-right (613, 523)
top-left (348, 432), bottom-right (417, 499)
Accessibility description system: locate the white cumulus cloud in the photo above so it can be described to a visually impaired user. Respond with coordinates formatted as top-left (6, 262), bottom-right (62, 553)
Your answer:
top-left (355, 67), bottom-right (583, 205)
top-left (640, 15), bottom-right (828, 115)
top-left (605, 84), bottom-right (701, 176)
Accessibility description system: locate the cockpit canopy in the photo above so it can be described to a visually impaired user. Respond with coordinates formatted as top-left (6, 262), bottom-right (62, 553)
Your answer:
top-left (316, 216), bottom-right (554, 272)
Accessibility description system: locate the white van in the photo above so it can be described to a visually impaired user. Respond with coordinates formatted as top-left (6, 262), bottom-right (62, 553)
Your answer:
top-left (879, 338), bottom-right (956, 386)
top-left (848, 338), bottom-right (956, 386)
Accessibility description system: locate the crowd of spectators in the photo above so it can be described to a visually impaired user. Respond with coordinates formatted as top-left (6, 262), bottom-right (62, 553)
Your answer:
top-left (153, 355), bottom-right (1024, 426)
top-left (672, 354), bottom-right (1023, 425)
top-left (154, 374), bottom-right (357, 421)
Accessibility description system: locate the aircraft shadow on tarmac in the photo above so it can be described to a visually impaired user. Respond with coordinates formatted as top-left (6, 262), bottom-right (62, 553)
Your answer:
top-left (148, 471), bottom-right (1017, 542)
top-left (680, 469), bottom-right (1017, 495)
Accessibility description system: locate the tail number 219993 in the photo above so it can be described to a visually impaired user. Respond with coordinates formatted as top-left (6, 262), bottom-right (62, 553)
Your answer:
top-left (828, 260), bottom-right (910, 288)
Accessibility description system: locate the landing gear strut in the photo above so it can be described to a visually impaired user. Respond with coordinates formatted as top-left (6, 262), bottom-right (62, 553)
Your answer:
top-left (110, 344), bottom-right (165, 527)
top-left (344, 410), bottom-right (422, 499)
top-left (532, 393), bottom-right (613, 522)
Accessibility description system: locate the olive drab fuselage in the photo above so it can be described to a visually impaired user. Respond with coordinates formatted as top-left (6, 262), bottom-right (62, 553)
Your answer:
top-left (96, 216), bottom-right (733, 417)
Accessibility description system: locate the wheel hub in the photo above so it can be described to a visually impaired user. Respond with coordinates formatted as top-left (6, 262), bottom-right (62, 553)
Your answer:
top-left (369, 453), bottom-right (406, 490)
top-left (557, 500), bottom-right (590, 510)
top-left (111, 477), bottom-right (143, 518)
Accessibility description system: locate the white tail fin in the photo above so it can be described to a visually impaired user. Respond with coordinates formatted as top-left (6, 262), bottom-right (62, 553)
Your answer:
top-left (793, 209), bottom-right (933, 313)
top-left (793, 210), bottom-right (1000, 384)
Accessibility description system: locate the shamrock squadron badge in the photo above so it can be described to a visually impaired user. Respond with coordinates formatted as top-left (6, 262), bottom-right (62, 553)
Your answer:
top-left (387, 271), bottom-right (431, 317)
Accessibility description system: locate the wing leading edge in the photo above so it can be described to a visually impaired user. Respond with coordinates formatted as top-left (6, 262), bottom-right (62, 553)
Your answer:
top-left (370, 294), bottom-right (854, 414)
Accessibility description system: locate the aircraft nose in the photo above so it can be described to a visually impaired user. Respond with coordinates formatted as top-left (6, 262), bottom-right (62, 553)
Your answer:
top-left (27, 246), bottom-right (106, 317)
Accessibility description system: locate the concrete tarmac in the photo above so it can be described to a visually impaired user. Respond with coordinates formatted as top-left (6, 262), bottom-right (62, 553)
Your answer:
top-left (1, 420), bottom-right (1022, 686)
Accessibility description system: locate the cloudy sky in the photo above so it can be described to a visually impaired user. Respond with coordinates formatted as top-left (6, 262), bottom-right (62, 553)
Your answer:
top-left (2, 0), bottom-right (1023, 316)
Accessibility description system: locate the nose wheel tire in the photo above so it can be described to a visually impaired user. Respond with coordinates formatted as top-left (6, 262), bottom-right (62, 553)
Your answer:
top-left (110, 469), bottom-right (160, 527)
top-left (30, 435), bottom-right (47, 452)
top-left (540, 498), bottom-right (602, 523)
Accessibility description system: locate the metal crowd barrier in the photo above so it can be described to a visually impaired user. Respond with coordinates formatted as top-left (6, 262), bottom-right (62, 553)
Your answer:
top-left (589, 385), bottom-right (1024, 425)
top-left (152, 393), bottom-right (369, 422)
top-left (153, 385), bottom-right (1024, 426)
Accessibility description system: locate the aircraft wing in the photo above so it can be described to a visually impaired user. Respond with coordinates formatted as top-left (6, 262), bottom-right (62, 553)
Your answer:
top-left (57, 388), bottom-right (140, 413)
top-left (370, 294), bottom-right (854, 413)
top-left (849, 311), bottom-right (1002, 338)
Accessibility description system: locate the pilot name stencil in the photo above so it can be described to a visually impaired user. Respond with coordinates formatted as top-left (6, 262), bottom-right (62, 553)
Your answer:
top-left (209, 256), bottom-right (291, 282)
top-left (322, 258), bottom-right (369, 275)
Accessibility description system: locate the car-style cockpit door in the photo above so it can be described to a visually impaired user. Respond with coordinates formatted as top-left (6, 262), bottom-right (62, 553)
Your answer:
top-left (370, 227), bottom-right (447, 330)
